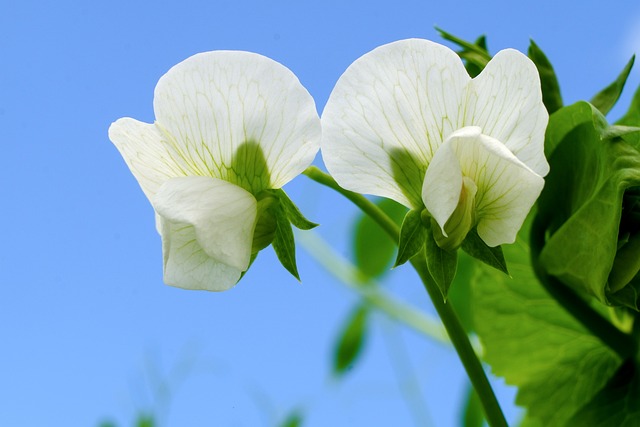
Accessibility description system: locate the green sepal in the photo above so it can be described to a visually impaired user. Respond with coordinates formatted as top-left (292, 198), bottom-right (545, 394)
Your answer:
top-left (461, 228), bottom-right (509, 275)
top-left (238, 252), bottom-right (259, 282)
top-left (590, 55), bottom-right (635, 116)
top-left (273, 189), bottom-right (319, 230)
top-left (271, 203), bottom-right (301, 281)
top-left (394, 208), bottom-right (428, 267)
top-left (425, 220), bottom-right (458, 300)
top-left (528, 39), bottom-right (563, 114)
top-left (333, 305), bottom-right (368, 377)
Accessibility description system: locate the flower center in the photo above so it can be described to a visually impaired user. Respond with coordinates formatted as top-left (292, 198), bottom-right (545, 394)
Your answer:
top-left (433, 176), bottom-right (478, 251)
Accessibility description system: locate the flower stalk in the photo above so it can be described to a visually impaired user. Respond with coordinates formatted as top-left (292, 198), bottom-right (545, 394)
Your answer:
top-left (304, 166), bottom-right (508, 427)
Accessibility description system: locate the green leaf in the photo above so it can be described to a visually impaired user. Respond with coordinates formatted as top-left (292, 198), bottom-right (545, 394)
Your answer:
top-left (590, 55), bottom-right (635, 116)
top-left (568, 360), bottom-right (640, 426)
top-left (135, 415), bottom-right (154, 427)
top-left (425, 221), bottom-right (458, 299)
top-left (527, 40), bottom-right (563, 114)
top-left (394, 209), bottom-right (428, 267)
top-left (536, 101), bottom-right (640, 305)
top-left (271, 204), bottom-right (300, 281)
top-left (472, 219), bottom-right (621, 426)
top-left (279, 410), bottom-right (303, 427)
top-left (353, 198), bottom-right (407, 279)
top-left (617, 83), bottom-right (640, 147)
top-left (274, 189), bottom-right (318, 230)
top-left (461, 228), bottom-right (508, 275)
top-left (460, 383), bottom-right (485, 427)
top-left (436, 28), bottom-right (491, 77)
top-left (333, 305), bottom-right (368, 376)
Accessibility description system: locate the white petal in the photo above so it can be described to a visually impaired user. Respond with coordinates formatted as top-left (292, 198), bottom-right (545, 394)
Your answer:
top-left (422, 128), bottom-right (470, 233)
top-left (449, 130), bottom-right (545, 246)
top-left (154, 176), bottom-right (257, 277)
top-left (464, 49), bottom-right (549, 176)
top-left (153, 51), bottom-right (321, 193)
top-left (321, 39), bottom-right (470, 209)
top-left (109, 118), bottom-right (187, 201)
top-left (159, 217), bottom-right (242, 291)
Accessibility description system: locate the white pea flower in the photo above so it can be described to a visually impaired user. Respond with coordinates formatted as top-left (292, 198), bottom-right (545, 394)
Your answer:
top-left (321, 39), bottom-right (548, 250)
top-left (109, 51), bottom-right (320, 291)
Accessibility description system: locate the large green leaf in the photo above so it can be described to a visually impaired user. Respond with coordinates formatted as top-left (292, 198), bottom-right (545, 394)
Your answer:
top-left (472, 220), bottom-right (621, 425)
top-left (568, 361), bottom-right (640, 426)
top-left (536, 101), bottom-right (640, 305)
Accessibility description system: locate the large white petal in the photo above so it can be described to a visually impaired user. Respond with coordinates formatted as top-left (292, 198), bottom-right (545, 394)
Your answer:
top-left (464, 49), bottom-right (549, 176)
top-left (159, 218), bottom-right (242, 291)
top-left (154, 176), bottom-right (257, 276)
top-left (321, 39), bottom-right (470, 209)
top-left (109, 118), bottom-right (189, 201)
top-left (153, 51), bottom-right (321, 193)
top-left (450, 130), bottom-right (545, 246)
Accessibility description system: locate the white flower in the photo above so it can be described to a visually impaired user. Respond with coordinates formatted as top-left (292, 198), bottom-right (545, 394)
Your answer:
top-left (109, 51), bottom-right (321, 291)
top-left (321, 39), bottom-right (548, 249)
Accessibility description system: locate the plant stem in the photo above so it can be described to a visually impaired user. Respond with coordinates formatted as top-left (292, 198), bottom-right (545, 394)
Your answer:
top-left (530, 216), bottom-right (638, 361)
top-left (297, 230), bottom-right (449, 344)
top-left (304, 166), bottom-right (508, 427)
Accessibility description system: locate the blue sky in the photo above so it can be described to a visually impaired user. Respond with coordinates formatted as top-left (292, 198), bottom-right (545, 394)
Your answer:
top-left (1, 0), bottom-right (639, 426)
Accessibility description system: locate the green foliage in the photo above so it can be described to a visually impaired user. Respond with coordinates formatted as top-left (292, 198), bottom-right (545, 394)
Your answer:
top-left (617, 83), bottom-right (640, 147)
top-left (394, 209), bottom-right (429, 267)
top-left (527, 40), bottom-right (563, 114)
top-left (275, 189), bottom-right (319, 230)
top-left (279, 410), bottom-right (304, 427)
top-left (436, 28), bottom-right (490, 77)
top-left (271, 202), bottom-right (301, 281)
top-left (136, 416), bottom-right (155, 427)
top-left (460, 383), bottom-right (485, 427)
top-left (333, 305), bottom-right (368, 376)
top-left (590, 56), bottom-right (635, 116)
top-left (425, 220), bottom-right (458, 299)
top-left (472, 219), bottom-right (621, 426)
top-left (536, 101), bottom-right (640, 307)
top-left (447, 252), bottom-right (476, 333)
top-left (353, 198), bottom-right (407, 279)
top-left (460, 228), bottom-right (508, 275)
top-left (262, 189), bottom-right (319, 281)
top-left (568, 361), bottom-right (640, 427)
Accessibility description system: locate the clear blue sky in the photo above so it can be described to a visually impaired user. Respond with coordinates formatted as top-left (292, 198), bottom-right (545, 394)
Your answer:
top-left (1, 0), bottom-right (639, 426)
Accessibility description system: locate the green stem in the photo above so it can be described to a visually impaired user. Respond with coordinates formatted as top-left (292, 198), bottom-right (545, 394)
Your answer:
top-left (304, 166), bottom-right (508, 427)
top-left (297, 230), bottom-right (449, 344)
top-left (530, 215), bottom-right (638, 361)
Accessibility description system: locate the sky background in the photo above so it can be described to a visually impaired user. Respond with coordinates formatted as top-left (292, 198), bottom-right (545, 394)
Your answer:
top-left (2, 0), bottom-right (640, 426)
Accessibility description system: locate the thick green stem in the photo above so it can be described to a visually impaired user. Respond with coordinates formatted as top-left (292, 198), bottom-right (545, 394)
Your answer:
top-left (530, 215), bottom-right (638, 361)
top-left (304, 166), bottom-right (508, 427)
